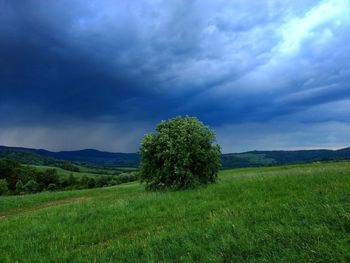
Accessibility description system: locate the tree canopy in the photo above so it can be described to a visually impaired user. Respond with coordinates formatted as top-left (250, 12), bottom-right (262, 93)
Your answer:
top-left (139, 116), bottom-right (221, 190)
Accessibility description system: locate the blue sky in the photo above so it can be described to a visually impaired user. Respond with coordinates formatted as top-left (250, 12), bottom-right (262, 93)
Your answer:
top-left (1, 0), bottom-right (350, 153)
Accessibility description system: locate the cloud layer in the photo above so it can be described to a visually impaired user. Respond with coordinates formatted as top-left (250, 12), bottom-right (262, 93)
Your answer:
top-left (1, 0), bottom-right (350, 152)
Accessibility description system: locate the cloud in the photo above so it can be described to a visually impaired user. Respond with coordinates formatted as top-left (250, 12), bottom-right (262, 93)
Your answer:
top-left (0, 120), bottom-right (153, 152)
top-left (216, 120), bottom-right (350, 153)
top-left (1, 0), bottom-right (350, 151)
top-left (277, 0), bottom-right (350, 55)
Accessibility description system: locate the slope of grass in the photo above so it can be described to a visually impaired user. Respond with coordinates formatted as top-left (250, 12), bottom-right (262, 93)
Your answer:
top-left (26, 164), bottom-right (137, 179)
top-left (1, 162), bottom-right (350, 262)
top-left (26, 164), bottom-right (102, 179)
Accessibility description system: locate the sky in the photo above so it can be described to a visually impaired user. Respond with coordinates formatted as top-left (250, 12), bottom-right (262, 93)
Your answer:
top-left (1, 0), bottom-right (350, 153)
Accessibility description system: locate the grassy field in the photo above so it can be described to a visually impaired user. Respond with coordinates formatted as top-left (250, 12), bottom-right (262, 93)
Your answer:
top-left (26, 164), bottom-right (137, 179)
top-left (1, 161), bottom-right (350, 262)
top-left (26, 164), bottom-right (100, 179)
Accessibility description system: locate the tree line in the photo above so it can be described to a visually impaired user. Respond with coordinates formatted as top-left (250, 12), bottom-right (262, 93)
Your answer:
top-left (0, 159), bottom-right (137, 195)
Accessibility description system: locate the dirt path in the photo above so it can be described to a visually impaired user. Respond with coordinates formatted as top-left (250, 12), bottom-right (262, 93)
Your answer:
top-left (0, 196), bottom-right (93, 219)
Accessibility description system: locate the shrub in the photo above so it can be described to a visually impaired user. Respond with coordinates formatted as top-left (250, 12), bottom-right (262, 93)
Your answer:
top-left (80, 175), bottom-right (89, 186)
top-left (0, 159), bottom-right (20, 180)
top-left (67, 174), bottom-right (77, 186)
top-left (47, 183), bottom-right (56, 191)
top-left (60, 178), bottom-right (69, 188)
top-left (87, 178), bottom-right (96, 188)
top-left (43, 169), bottom-right (59, 186)
top-left (0, 179), bottom-right (8, 195)
top-left (7, 170), bottom-right (19, 191)
top-left (16, 180), bottom-right (25, 193)
top-left (25, 179), bottom-right (40, 193)
top-left (17, 166), bottom-right (37, 184)
top-left (38, 182), bottom-right (46, 192)
top-left (139, 116), bottom-right (221, 190)
top-left (96, 176), bottom-right (109, 187)
top-left (109, 179), bottom-right (118, 186)
top-left (115, 172), bottom-right (138, 184)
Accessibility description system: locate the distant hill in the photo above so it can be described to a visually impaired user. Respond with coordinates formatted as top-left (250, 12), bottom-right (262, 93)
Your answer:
top-left (0, 146), bottom-right (140, 167)
top-left (221, 148), bottom-right (350, 169)
top-left (1, 145), bottom-right (350, 169)
top-left (0, 146), bottom-right (60, 165)
top-left (45, 149), bottom-right (140, 167)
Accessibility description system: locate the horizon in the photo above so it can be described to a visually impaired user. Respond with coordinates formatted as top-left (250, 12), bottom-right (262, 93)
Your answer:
top-left (0, 143), bottom-right (348, 155)
top-left (1, 0), bottom-right (350, 152)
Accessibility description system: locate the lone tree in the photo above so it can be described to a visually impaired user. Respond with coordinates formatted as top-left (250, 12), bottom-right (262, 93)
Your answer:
top-left (139, 116), bottom-right (221, 190)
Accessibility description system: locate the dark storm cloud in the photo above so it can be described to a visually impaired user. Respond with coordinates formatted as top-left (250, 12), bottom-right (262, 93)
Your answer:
top-left (1, 0), bottom-right (350, 152)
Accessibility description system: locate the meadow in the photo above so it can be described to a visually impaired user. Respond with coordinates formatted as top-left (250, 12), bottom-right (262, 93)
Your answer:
top-left (26, 164), bottom-right (137, 178)
top-left (1, 161), bottom-right (350, 262)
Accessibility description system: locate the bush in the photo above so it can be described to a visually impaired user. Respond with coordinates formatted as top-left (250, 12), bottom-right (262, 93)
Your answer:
top-left (16, 180), bottom-right (25, 193)
top-left (139, 116), bottom-right (221, 190)
top-left (67, 174), bottom-right (77, 186)
top-left (80, 175), bottom-right (89, 186)
top-left (39, 169), bottom-right (59, 187)
top-left (116, 172), bottom-right (138, 184)
top-left (109, 179), bottom-right (118, 186)
top-left (25, 179), bottom-right (40, 193)
top-left (47, 183), bottom-right (56, 191)
top-left (0, 159), bottom-right (20, 180)
top-left (87, 178), bottom-right (96, 188)
top-left (96, 176), bottom-right (109, 187)
top-left (0, 179), bottom-right (8, 195)
top-left (17, 166), bottom-right (37, 184)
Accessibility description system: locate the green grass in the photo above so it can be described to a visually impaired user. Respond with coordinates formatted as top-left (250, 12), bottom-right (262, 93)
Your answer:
top-left (1, 162), bottom-right (350, 262)
top-left (26, 164), bottom-right (101, 179)
top-left (72, 164), bottom-right (137, 175)
top-left (27, 164), bottom-right (137, 179)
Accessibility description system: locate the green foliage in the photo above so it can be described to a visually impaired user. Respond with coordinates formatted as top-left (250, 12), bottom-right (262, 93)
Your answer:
top-left (0, 178), bottom-right (8, 195)
top-left (37, 168), bottom-right (59, 187)
top-left (0, 159), bottom-right (20, 180)
top-left (7, 170), bottom-right (19, 191)
top-left (116, 172), bottom-right (138, 184)
top-left (0, 158), bottom-right (138, 195)
top-left (67, 173), bottom-right (77, 186)
top-left (80, 175), bottom-right (89, 186)
top-left (139, 116), bottom-right (221, 190)
top-left (87, 178), bottom-right (96, 188)
top-left (59, 178), bottom-right (69, 188)
top-left (108, 179), bottom-right (118, 186)
top-left (57, 162), bottom-right (80, 172)
top-left (25, 179), bottom-right (40, 193)
top-left (0, 149), bottom-right (57, 165)
top-left (0, 159), bottom-right (20, 190)
top-left (0, 147), bottom-right (140, 167)
top-left (96, 176), bottom-right (109, 187)
top-left (47, 184), bottom-right (57, 191)
top-left (17, 166), bottom-right (37, 184)
top-left (15, 180), bottom-right (25, 193)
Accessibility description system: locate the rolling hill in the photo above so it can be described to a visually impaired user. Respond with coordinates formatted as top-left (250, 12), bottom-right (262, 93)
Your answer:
top-left (221, 147), bottom-right (350, 168)
top-left (0, 146), bottom-right (140, 167)
top-left (1, 145), bottom-right (350, 169)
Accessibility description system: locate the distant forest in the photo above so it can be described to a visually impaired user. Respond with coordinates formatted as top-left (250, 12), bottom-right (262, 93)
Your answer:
top-left (1, 145), bottom-right (350, 169)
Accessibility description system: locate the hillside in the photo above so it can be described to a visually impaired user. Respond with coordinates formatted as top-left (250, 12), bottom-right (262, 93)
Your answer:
top-left (0, 146), bottom-right (60, 165)
top-left (2, 145), bottom-right (350, 169)
top-left (1, 161), bottom-right (350, 262)
top-left (0, 146), bottom-right (140, 167)
top-left (222, 147), bottom-right (350, 168)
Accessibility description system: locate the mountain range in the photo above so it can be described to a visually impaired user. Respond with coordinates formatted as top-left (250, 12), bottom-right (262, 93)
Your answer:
top-left (1, 145), bottom-right (350, 169)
